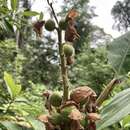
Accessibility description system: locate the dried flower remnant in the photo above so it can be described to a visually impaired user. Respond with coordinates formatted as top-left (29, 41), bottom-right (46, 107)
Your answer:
top-left (70, 86), bottom-right (97, 104)
top-left (66, 9), bottom-right (79, 21)
top-left (65, 9), bottom-right (80, 42)
top-left (33, 20), bottom-right (45, 37)
top-left (87, 113), bottom-right (101, 122)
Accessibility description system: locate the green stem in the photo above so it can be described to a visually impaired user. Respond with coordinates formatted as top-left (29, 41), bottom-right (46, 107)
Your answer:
top-left (46, 0), bottom-right (69, 102)
top-left (57, 29), bottom-right (69, 102)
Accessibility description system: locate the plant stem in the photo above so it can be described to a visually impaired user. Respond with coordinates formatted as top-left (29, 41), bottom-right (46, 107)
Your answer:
top-left (46, 0), bottom-right (59, 25)
top-left (46, 0), bottom-right (69, 101)
top-left (96, 78), bottom-right (117, 107)
top-left (57, 29), bottom-right (69, 101)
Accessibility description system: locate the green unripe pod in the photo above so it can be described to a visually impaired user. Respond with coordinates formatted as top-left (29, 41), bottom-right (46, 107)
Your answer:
top-left (63, 43), bottom-right (75, 57)
top-left (80, 118), bottom-right (88, 128)
top-left (50, 92), bottom-right (62, 107)
top-left (59, 19), bottom-right (67, 30)
top-left (45, 19), bottom-right (55, 31)
top-left (49, 113), bottom-right (62, 125)
top-left (60, 106), bottom-right (75, 123)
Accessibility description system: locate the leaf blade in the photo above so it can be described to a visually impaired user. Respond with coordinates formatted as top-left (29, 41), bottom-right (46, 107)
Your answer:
top-left (4, 72), bottom-right (21, 99)
top-left (97, 88), bottom-right (130, 130)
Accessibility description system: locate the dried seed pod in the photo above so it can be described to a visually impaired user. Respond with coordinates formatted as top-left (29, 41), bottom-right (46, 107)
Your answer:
top-left (70, 86), bottom-right (97, 104)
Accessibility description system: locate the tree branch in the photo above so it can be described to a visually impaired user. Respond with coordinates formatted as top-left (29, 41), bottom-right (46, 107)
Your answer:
top-left (46, 0), bottom-right (59, 25)
top-left (96, 78), bottom-right (118, 107)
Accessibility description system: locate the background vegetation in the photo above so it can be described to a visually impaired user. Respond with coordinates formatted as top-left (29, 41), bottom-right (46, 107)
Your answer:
top-left (0, 0), bottom-right (130, 130)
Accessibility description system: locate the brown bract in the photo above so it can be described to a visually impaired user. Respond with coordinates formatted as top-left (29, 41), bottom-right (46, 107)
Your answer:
top-left (69, 108), bottom-right (83, 120)
top-left (71, 120), bottom-right (84, 130)
top-left (38, 114), bottom-right (55, 130)
top-left (87, 113), bottom-right (101, 122)
top-left (65, 9), bottom-right (80, 42)
top-left (43, 90), bottom-right (52, 98)
top-left (38, 114), bottom-right (49, 123)
top-left (70, 86), bottom-right (97, 104)
top-left (65, 19), bottom-right (80, 42)
top-left (60, 100), bottom-right (79, 110)
top-left (66, 56), bottom-right (75, 65)
top-left (33, 20), bottom-right (45, 37)
top-left (66, 9), bottom-right (79, 21)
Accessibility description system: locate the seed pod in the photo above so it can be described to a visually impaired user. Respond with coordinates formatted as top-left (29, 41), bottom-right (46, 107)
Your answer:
top-left (70, 86), bottom-right (97, 104)
top-left (60, 105), bottom-right (76, 123)
top-left (59, 19), bottom-right (67, 30)
top-left (50, 92), bottom-right (62, 107)
top-left (48, 113), bottom-right (62, 125)
top-left (45, 19), bottom-right (55, 31)
top-left (63, 43), bottom-right (75, 57)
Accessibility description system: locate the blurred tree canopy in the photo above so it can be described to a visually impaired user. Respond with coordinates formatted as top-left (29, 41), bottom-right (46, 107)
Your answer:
top-left (111, 0), bottom-right (130, 31)
top-left (0, 0), bottom-right (114, 93)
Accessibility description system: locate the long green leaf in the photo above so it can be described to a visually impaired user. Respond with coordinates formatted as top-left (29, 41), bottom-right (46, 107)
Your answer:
top-left (4, 19), bottom-right (14, 32)
top-left (26, 117), bottom-right (45, 130)
top-left (97, 88), bottom-right (130, 130)
top-left (0, 121), bottom-right (22, 130)
top-left (4, 72), bottom-right (21, 99)
top-left (10, 0), bottom-right (18, 11)
top-left (23, 11), bottom-right (39, 17)
top-left (107, 31), bottom-right (130, 75)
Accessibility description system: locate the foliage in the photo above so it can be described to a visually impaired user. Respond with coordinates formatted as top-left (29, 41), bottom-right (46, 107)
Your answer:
top-left (0, 39), bottom-right (16, 86)
top-left (97, 31), bottom-right (130, 130)
top-left (107, 31), bottom-right (130, 75)
top-left (111, 0), bottom-right (130, 31)
top-left (2, 0), bottom-right (130, 130)
top-left (97, 87), bottom-right (130, 130)
top-left (0, 72), bottom-right (46, 130)
top-left (20, 39), bottom-right (59, 88)
top-left (70, 47), bottom-right (114, 94)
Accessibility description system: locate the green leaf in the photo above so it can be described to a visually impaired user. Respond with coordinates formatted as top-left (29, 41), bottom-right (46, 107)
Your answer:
top-left (121, 115), bottom-right (130, 128)
top-left (39, 12), bottom-right (44, 20)
top-left (23, 11), bottom-right (39, 17)
top-left (0, 121), bottom-right (22, 130)
top-left (4, 19), bottom-right (14, 32)
top-left (97, 88), bottom-right (130, 130)
top-left (14, 97), bottom-right (30, 104)
top-left (4, 72), bottom-right (21, 99)
top-left (26, 117), bottom-right (45, 130)
top-left (10, 0), bottom-right (18, 11)
top-left (107, 32), bottom-right (130, 75)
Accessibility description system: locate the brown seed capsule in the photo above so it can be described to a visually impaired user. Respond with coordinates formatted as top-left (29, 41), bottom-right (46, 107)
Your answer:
top-left (70, 86), bottom-right (97, 104)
